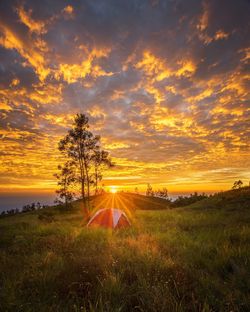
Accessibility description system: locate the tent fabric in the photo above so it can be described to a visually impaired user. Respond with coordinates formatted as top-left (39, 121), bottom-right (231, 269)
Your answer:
top-left (113, 209), bottom-right (122, 227)
top-left (87, 208), bottom-right (130, 229)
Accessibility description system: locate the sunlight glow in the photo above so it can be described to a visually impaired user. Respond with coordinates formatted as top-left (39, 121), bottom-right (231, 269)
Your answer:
top-left (110, 186), bottom-right (118, 194)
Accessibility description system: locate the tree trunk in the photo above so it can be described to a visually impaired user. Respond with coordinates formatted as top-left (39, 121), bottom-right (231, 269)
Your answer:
top-left (83, 158), bottom-right (90, 212)
top-left (87, 173), bottom-right (90, 198)
top-left (78, 155), bottom-right (88, 214)
top-left (86, 171), bottom-right (90, 211)
top-left (95, 168), bottom-right (98, 195)
top-left (81, 177), bottom-right (85, 199)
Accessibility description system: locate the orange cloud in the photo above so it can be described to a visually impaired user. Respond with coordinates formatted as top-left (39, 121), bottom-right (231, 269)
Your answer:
top-left (136, 51), bottom-right (171, 82)
top-left (17, 6), bottom-right (46, 34)
top-left (55, 48), bottom-right (112, 83)
top-left (63, 5), bottom-right (74, 15)
top-left (0, 23), bottom-right (50, 81)
top-left (176, 60), bottom-right (196, 77)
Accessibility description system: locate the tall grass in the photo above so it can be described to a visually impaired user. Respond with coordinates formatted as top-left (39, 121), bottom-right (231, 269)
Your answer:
top-left (0, 192), bottom-right (250, 311)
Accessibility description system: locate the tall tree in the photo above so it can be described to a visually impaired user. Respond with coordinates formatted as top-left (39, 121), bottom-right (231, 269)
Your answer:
top-left (59, 114), bottom-right (98, 200)
top-left (54, 162), bottom-right (75, 208)
top-left (57, 113), bottom-right (112, 213)
top-left (92, 148), bottom-right (113, 194)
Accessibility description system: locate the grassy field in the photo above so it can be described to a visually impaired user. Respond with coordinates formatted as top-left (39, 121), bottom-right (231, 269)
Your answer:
top-left (0, 190), bottom-right (250, 311)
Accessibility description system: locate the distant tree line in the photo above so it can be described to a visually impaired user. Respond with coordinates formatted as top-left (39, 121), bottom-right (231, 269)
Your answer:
top-left (55, 113), bottom-right (113, 215)
top-left (145, 180), bottom-right (249, 208)
top-left (170, 192), bottom-right (208, 207)
top-left (146, 184), bottom-right (169, 199)
top-left (0, 202), bottom-right (49, 218)
top-left (145, 183), bottom-right (208, 207)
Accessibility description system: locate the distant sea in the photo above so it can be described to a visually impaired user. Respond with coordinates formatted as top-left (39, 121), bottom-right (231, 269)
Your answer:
top-left (0, 192), bottom-right (55, 213)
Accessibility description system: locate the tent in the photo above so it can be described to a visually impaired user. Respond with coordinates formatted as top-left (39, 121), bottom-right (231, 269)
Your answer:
top-left (87, 208), bottom-right (131, 229)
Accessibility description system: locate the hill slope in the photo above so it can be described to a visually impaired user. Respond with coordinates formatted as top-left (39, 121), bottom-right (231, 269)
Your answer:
top-left (189, 186), bottom-right (250, 210)
top-left (0, 192), bottom-right (250, 311)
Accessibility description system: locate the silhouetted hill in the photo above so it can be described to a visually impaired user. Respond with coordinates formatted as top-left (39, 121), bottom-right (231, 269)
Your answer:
top-left (189, 186), bottom-right (250, 210)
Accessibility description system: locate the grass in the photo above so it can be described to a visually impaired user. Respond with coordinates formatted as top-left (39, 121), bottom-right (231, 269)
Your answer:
top-left (0, 189), bottom-right (250, 311)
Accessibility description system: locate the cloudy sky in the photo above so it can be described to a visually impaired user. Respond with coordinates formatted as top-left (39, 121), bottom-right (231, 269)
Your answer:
top-left (0, 0), bottom-right (249, 203)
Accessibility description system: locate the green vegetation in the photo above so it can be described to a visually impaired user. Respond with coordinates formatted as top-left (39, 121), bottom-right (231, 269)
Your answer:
top-left (0, 189), bottom-right (250, 311)
top-left (55, 113), bottom-right (112, 213)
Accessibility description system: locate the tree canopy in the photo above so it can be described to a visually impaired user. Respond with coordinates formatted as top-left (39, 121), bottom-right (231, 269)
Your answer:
top-left (55, 113), bottom-right (112, 213)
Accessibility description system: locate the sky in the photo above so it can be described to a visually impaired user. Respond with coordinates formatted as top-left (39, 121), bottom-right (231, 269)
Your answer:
top-left (0, 0), bottom-right (250, 209)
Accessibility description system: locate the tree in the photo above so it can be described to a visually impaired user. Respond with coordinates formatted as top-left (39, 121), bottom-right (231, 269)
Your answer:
top-left (54, 162), bottom-right (75, 208)
top-left (171, 192), bottom-right (207, 207)
top-left (156, 187), bottom-right (168, 198)
top-left (232, 180), bottom-right (243, 189)
top-left (146, 183), bottom-right (154, 196)
top-left (57, 113), bottom-right (112, 213)
top-left (58, 114), bottom-right (99, 205)
top-left (22, 204), bottom-right (31, 213)
top-left (92, 148), bottom-right (113, 195)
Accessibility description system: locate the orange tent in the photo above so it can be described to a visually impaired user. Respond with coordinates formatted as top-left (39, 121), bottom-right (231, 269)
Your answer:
top-left (87, 208), bottom-right (131, 229)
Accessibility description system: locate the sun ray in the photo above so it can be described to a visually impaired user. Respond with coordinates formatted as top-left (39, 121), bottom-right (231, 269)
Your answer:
top-left (115, 194), bottom-right (133, 219)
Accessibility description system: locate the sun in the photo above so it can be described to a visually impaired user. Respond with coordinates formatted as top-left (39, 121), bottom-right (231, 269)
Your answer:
top-left (110, 186), bottom-right (117, 194)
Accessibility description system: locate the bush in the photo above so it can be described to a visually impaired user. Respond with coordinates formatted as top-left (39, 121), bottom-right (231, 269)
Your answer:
top-left (38, 212), bottom-right (56, 223)
top-left (171, 192), bottom-right (208, 207)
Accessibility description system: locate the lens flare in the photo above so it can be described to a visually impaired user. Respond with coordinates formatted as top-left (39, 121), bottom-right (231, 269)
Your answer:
top-left (110, 186), bottom-right (117, 194)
